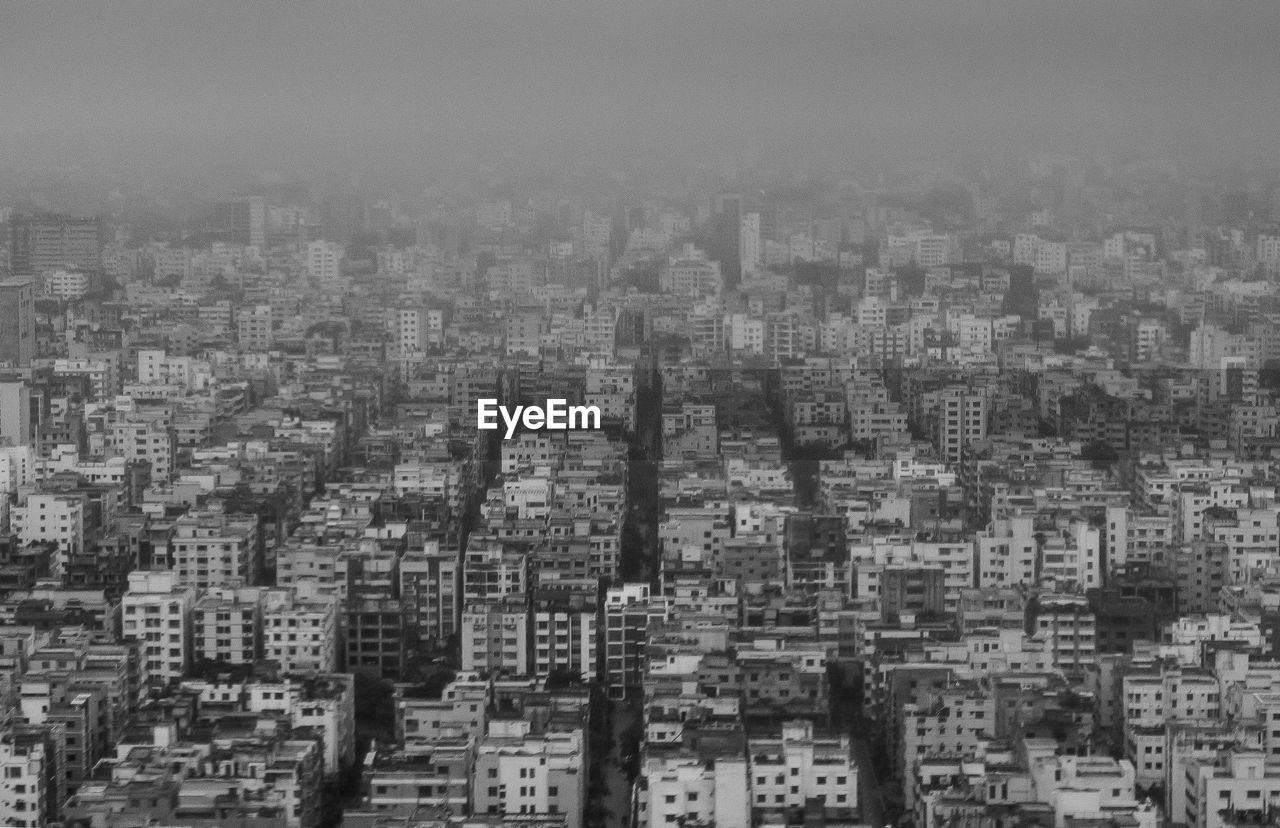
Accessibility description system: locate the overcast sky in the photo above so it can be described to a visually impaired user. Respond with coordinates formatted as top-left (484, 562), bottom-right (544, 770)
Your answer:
top-left (2, 1), bottom-right (1279, 175)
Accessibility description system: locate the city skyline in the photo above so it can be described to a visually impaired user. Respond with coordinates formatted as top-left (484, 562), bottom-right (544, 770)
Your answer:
top-left (4, 4), bottom-right (1280, 828)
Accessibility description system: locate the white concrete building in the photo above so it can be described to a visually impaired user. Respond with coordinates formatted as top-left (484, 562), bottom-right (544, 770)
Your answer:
top-left (660, 244), bottom-right (722, 297)
top-left (1035, 241), bottom-right (1068, 274)
top-left (168, 510), bottom-right (259, 589)
top-left (106, 420), bottom-right (174, 481)
top-left (0, 381), bottom-right (32, 447)
top-left (532, 596), bottom-right (597, 680)
top-left (0, 444), bottom-right (35, 497)
top-left (472, 721), bottom-right (585, 828)
top-left (306, 240), bottom-right (343, 282)
top-left (740, 212), bottom-right (762, 276)
top-left (12, 493), bottom-right (86, 577)
top-left (42, 268), bottom-right (91, 300)
top-left (263, 587), bottom-right (339, 674)
top-left (935, 386), bottom-right (989, 464)
top-left (636, 752), bottom-right (750, 828)
top-left (397, 674), bottom-right (489, 742)
top-left (121, 570), bottom-right (196, 695)
top-left (0, 733), bottom-right (49, 828)
top-left (1182, 750), bottom-right (1280, 828)
top-left (461, 596), bottom-right (529, 676)
top-left (747, 720), bottom-right (858, 818)
top-left (247, 673), bottom-right (356, 778)
top-left (193, 587), bottom-right (263, 665)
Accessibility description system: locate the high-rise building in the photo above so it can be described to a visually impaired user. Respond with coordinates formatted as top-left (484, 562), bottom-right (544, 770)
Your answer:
top-left (739, 212), bottom-right (761, 277)
top-left (531, 588), bottom-right (598, 680)
top-left (215, 195), bottom-right (267, 248)
top-left (306, 240), bottom-right (343, 281)
top-left (0, 731), bottom-right (50, 828)
top-left (8, 213), bottom-right (103, 276)
top-left (400, 541), bottom-right (459, 649)
top-left (121, 570), bottom-right (196, 694)
top-left (0, 279), bottom-right (35, 368)
top-left (236, 304), bottom-right (274, 351)
top-left (604, 583), bottom-right (668, 698)
top-left (935, 386), bottom-right (989, 464)
top-left (460, 594), bottom-right (529, 675)
top-left (712, 193), bottom-right (742, 286)
top-left (397, 307), bottom-right (427, 355)
top-left (0, 381), bottom-right (32, 446)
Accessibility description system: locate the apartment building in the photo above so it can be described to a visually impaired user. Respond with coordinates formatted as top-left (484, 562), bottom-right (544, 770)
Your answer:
top-left (12, 493), bottom-right (87, 578)
top-left (121, 570), bottom-right (196, 694)
top-left (461, 594), bottom-right (530, 676)
top-left (746, 720), bottom-right (858, 820)
top-left (396, 675), bottom-right (490, 742)
top-left (531, 588), bottom-right (598, 680)
top-left (400, 540), bottom-right (459, 650)
top-left (345, 597), bottom-right (405, 680)
top-left (471, 721), bottom-right (586, 828)
top-left (637, 752), bottom-right (750, 828)
top-left (246, 673), bottom-right (356, 778)
top-left (0, 731), bottom-right (49, 828)
top-left (363, 738), bottom-right (473, 817)
top-left (605, 583), bottom-right (669, 698)
top-left (192, 587), bottom-right (263, 665)
top-left (263, 587), bottom-right (340, 674)
top-left (170, 510), bottom-right (260, 589)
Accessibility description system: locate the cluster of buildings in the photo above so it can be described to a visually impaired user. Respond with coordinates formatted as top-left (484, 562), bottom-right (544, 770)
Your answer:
top-left (0, 156), bottom-right (1278, 828)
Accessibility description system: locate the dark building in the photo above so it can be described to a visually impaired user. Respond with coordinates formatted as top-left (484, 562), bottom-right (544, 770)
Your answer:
top-left (8, 213), bottom-right (103, 276)
top-left (785, 514), bottom-right (851, 596)
top-left (0, 278), bottom-right (35, 368)
top-left (214, 195), bottom-right (266, 247)
top-left (785, 514), bottom-right (846, 558)
top-left (1108, 562), bottom-right (1178, 621)
top-left (711, 193), bottom-right (742, 287)
top-left (880, 565), bottom-right (946, 622)
top-left (1087, 588), bottom-right (1159, 654)
top-left (1258, 614), bottom-right (1280, 661)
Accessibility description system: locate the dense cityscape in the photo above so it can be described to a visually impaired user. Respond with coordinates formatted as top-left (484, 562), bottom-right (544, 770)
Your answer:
top-left (5, 3), bottom-right (1280, 828)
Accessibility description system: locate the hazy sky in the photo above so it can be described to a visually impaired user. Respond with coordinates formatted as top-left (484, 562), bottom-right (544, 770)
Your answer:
top-left (3, 1), bottom-right (1279, 174)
